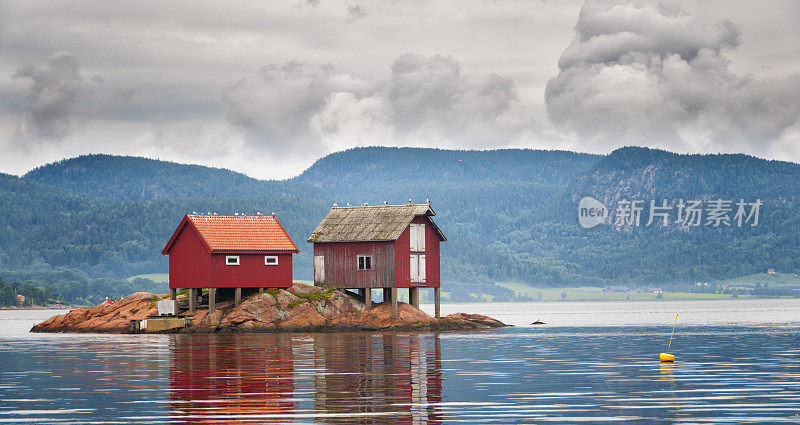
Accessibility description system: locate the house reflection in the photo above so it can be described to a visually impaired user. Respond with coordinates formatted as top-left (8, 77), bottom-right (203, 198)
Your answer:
top-left (310, 332), bottom-right (443, 425)
top-left (169, 332), bottom-right (442, 424)
top-left (169, 333), bottom-right (296, 424)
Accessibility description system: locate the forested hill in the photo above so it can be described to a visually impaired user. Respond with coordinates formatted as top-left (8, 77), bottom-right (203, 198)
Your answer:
top-left (3, 146), bottom-right (800, 304)
top-left (25, 154), bottom-right (321, 201)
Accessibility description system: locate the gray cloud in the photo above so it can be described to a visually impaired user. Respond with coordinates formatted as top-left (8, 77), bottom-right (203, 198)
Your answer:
top-left (223, 54), bottom-right (531, 157)
top-left (546, 0), bottom-right (800, 153)
top-left (12, 52), bottom-right (85, 142)
top-left (222, 61), bottom-right (353, 155)
top-left (346, 4), bottom-right (368, 22)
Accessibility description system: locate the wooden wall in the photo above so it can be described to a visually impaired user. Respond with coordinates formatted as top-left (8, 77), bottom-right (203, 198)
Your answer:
top-left (313, 241), bottom-right (395, 288)
top-left (394, 216), bottom-right (441, 288)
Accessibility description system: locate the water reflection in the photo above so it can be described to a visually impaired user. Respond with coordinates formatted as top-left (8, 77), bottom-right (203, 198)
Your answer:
top-left (169, 333), bottom-right (296, 423)
top-left (168, 332), bottom-right (442, 424)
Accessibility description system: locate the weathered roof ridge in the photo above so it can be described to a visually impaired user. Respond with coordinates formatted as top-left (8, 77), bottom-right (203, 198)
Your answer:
top-left (330, 203), bottom-right (436, 215)
top-left (307, 203), bottom-right (445, 243)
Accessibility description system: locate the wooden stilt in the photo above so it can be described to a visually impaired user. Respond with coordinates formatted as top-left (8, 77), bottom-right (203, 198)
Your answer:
top-left (434, 287), bottom-right (441, 318)
top-left (170, 288), bottom-right (177, 300)
top-left (391, 287), bottom-right (398, 318)
top-left (235, 287), bottom-right (242, 306)
top-left (259, 287), bottom-right (264, 294)
top-left (383, 288), bottom-right (392, 303)
top-left (365, 287), bottom-right (372, 310)
top-left (189, 288), bottom-right (197, 313)
top-left (409, 287), bottom-right (419, 309)
top-left (209, 288), bottom-right (216, 313)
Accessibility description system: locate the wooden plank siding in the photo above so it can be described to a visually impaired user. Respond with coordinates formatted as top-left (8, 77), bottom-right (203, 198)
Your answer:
top-left (167, 224), bottom-right (212, 288)
top-left (209, 253), bottom-right (293, 288)
top-left (394, 215), bottom-right (440, 288)
top-left (313, 241), bottom-right (395, 288)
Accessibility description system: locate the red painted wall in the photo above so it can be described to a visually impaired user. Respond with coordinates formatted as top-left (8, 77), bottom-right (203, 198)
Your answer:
top-left (168, 224), bottom-right (212, 289)
top-left (167, 224), bottom-right (293, 289)
top-left (313, 241), bottom-right (395, 288)
top-left (394, 216), bottom-right (441, 288)
top-left (312, 215), bottom-right (441, 289)
top-left (210, 253), bottom-right (293, 288)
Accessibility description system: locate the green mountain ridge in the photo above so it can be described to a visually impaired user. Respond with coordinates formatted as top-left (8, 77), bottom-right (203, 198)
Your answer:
top-left (3, 146), bottom-right (799, 303)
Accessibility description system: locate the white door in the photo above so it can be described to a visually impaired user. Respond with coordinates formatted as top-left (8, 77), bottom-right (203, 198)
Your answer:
top-left (314, 255), bottom-right (325, 285)
top-left (410, 254), bottom-right (426, 283)
top-left (410, 223), bottom-right (425, 252)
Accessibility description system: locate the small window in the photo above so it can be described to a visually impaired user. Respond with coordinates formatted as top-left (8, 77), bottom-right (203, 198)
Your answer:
top-left (265, 256), bottom-right (279, 266)
top-left (226, 255), bottom-right (240, 266)
top-left (357, 255), bottom-right (372, 270)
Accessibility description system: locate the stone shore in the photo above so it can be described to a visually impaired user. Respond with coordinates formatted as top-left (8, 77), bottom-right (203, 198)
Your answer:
top-left (30, 282), bottom-right (507, 334)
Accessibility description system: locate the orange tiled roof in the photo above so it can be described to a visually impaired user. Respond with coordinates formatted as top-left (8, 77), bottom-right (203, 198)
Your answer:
top-left (185, 215), bottom-right (299, 252)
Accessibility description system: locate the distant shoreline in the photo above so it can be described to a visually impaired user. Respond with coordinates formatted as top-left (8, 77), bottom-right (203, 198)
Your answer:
top-left (1, 305), bottom-right (72, 310)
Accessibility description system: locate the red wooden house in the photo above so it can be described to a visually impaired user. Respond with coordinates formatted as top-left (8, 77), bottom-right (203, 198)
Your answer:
top-left (307, 204), bottom-right (446, 317)
top-left (162, 214), bottom-right (299, 312)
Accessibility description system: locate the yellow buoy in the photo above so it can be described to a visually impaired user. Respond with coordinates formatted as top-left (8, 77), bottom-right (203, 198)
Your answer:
top-left (660, 312), bottom-right (678, 362)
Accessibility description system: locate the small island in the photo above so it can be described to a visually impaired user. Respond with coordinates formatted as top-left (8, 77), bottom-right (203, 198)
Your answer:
top-left (31, 282), bottom-right (506, 334)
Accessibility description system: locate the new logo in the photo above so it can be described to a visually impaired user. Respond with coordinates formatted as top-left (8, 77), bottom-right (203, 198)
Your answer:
top-left (578, 196), bottom-right (607, 229)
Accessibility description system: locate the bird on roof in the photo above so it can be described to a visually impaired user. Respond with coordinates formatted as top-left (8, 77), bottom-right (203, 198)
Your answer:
top-left (234, 213), bottom-right (239, 216)
top-left (333, 203), bottom-right (338, 207)
top-left (347, 203), bottom-right (351, 207)
top-left (384, 201), bottom-right (389, 205)
top-left (408, 198), bottom-right (412, 204)
top-left (364, 202), bottom-right (369, 206)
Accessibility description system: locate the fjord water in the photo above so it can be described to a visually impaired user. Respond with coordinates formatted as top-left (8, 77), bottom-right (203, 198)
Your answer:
top-left (1, 300), bottom-right (799, 424)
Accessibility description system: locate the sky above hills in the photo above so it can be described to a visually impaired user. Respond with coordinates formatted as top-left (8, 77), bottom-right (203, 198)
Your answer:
top-left (1, 1), bottom-right (799, 179)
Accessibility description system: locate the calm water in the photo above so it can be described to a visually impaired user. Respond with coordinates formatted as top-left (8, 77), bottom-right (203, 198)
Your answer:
top-left (1, 300), bottom-right (799, 424)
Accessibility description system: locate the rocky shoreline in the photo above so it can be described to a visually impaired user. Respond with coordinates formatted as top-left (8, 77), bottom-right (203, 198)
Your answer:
top-left (30, 283), bottom-right (507, 334)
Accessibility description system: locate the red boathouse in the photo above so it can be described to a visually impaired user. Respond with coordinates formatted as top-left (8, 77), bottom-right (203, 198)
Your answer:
top-left (162, 214), bottom-right (299, 312)
top-left (307, 203), bottom-right (446, 318)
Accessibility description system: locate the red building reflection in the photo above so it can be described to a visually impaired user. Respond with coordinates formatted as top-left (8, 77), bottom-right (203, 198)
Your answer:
top-left (311, 332), bottom-right (443, 425)
top-left (169, 332), bottom-right (442, 424)
top-left (169, 333), bottom-right (296, 424)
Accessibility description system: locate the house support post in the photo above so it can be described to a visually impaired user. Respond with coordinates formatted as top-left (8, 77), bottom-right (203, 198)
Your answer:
top-left (209, 288), bottom-right (216, 313)
top-left (434, 287), bottom-right (441, 318)
top-left (383, 288), bottom-right (392, 303)
top-left (259, 288), bottom-right (264, 294)
top-left (364, 287), bottom-right (372, 310)
top-left (391, 287), bottom-right (398, 319)
top-left (235, 288), bottom-right (242, 307)
top-left (170, 288), bottom-right (177, 300)
top-left (409, 287), bottom-right (419, 309)
top-left (189, 288), bottom-right (197, 313)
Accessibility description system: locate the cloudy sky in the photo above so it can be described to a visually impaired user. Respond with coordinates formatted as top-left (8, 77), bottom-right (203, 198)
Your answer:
top-left (1, 0), bottom-right (799, 179)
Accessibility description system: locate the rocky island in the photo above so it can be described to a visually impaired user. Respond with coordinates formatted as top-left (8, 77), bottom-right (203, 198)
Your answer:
top-left (31, 282), bottom-right (506, 334)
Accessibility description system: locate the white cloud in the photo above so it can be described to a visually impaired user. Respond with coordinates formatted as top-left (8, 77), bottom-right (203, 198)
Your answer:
top-left (546, 0), bottom-right (800, 156)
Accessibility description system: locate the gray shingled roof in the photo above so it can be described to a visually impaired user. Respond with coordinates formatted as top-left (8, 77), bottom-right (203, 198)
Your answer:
top-left (307, 204), bottom-right (446, 243)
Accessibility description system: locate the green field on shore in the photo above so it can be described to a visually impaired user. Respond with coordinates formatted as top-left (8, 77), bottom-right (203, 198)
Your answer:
top-left (126, 273), bottom-right (169, 283)
top-left (124, 274), bottom-right (799, 303)
top-left (725, 272), bottom-right (800, 288)
top-left (496, 282), bottom-right (747, 301)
